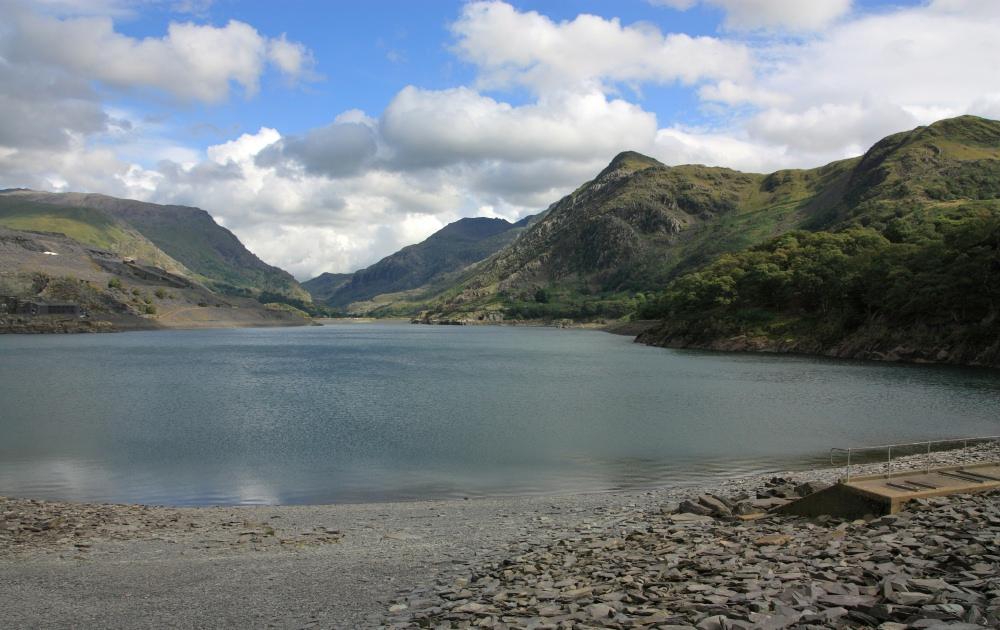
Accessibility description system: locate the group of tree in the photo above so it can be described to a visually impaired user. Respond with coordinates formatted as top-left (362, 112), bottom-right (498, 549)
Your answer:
top-left (636, 206), bottom-right (1000, 344)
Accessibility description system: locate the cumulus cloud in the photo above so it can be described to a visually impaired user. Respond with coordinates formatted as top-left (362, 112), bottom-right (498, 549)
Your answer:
top-left (692, 0), bottom-right (1000, 161)
top-left (380, 87), bottom-right (657, 169)
top-left (651, 0), bottom-right (852, 31)
top-left (4, 5), bottom-right (313, 103)
top-left (468, 159), bottom-right (604, 209)
top-left (267, 34), bottom-right (316, 81)
top-left (256, 121), bottom-right (377, 178)
top-left (652, 126), bottom-right (790, 172)
top-left (451, 0), bottom-right (751, 93)
top-left (136, 128), bottom-right (468, 278)
top-left (0, 60), bottom-right (107, 150)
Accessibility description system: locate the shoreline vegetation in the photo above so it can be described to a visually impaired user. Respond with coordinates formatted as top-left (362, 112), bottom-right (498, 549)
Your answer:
top-left (7, 313), bottom-right (1000, 373)
top-left (2, 443), bottom-right (998, 627)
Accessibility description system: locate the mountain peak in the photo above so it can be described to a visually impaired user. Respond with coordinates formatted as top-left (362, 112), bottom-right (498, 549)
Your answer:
top-left (916, 114), bottom-right (1000, 146)
top-left (605, 151), bottom-right (664, 174)
top-left (433, 217), bottom-right (514, 241)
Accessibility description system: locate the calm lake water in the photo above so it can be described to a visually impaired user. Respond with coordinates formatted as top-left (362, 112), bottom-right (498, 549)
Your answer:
top-left (1, 323), bottom-right (998, 505)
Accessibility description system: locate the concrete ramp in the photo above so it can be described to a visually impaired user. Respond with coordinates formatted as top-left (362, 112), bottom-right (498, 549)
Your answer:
top-left (777, 462), bottom-right (1000, 519)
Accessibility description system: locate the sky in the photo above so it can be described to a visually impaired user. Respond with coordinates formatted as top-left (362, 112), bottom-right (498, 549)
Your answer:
top-left (1, 0), bottom-right (999, 280)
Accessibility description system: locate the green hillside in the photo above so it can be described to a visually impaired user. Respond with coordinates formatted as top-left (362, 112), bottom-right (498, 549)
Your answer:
top-left (416, 145), bottom-right (857, 322)
top-left (0, 197), bottom-right (190, 275)
top-left (301, 272), bottom-right (354, 304)
top-left (636, 115), bottom-right (1000, 366)
top-left (0, 190), bottom-right (309, 302)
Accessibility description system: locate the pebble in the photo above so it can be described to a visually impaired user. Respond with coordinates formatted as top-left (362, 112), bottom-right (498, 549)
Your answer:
top-left (381, 443), bottom-right (1000, 629)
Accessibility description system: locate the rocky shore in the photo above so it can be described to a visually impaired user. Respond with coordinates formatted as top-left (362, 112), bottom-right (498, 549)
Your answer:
top-left (380, 443), bottom-right (1000, 629)
top-left (1, 443), bottom-right (997, 629)
top-left (634, 327), bottom-right (1000, 371)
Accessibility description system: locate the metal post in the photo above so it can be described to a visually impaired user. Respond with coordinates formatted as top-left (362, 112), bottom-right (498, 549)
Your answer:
top-left (886, 445), bottom-right (892, 478)
top-left (926, 441), bottom-right (931, 474)
top-left (846, 449), bottom-right (852, 482)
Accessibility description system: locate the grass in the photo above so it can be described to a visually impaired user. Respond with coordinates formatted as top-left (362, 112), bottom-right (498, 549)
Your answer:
top-left (0, 199), bottom-right (188, 274)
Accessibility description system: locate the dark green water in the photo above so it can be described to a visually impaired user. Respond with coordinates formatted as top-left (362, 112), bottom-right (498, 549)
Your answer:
top-left (0, 323), bottom-right (997, 505)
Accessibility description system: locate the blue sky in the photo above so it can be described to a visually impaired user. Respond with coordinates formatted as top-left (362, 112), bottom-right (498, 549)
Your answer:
top-left (99, 0), bottom-right (913, 158)
top-left (104, 1), bottom-right (738, 158)
top-left (2, 0), bottom-right (998, 278)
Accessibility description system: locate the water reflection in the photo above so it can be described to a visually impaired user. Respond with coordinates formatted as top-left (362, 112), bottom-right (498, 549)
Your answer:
top-left (0, 324), bottom-right (997, 505)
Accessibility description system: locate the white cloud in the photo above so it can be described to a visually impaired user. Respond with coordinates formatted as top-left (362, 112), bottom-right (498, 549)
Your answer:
top-left (5, 6), bottom-right (313, 102)
top-left (207, 128), bottom-right (281, 165)
top-left (652, 126), bottom-right (790, 172)
top-left (451, 0), bottom-right (752, 93)
top-left (712, 0), bottom-right (852, 31)
top-left (256, 121), bottom-right (378, 178)
top-left (468, 158), bottom-right (604, 209)
top-left (969, 94), bottom-right (1000, 120)
top-left (651, 0), bottom-right (852, 31)
top-left (747, 102), bottom-right (918, 157)
top-left (267, 34), bottom-right (316, 80)
top-left (690, 0), bottom-right (1000, 162)
top-left (137, 128), bottom-right (470, 278)
top-left (698, 80), bottom-right (786, 107)
top-left (380, 86), bottom-right (657, 168)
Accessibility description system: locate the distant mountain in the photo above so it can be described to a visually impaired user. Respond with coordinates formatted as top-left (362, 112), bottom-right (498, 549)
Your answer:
top-left (301, 272), bottom-right (353, 305)
top-left (0, 190), bottom-right (310, 302)
top-left (306, 215), bottom-right (538, 312)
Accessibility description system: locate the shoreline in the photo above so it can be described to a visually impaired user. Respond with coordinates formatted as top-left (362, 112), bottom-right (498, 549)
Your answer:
top-left (0, 315), bottom-right (312, 334)
top-left (6, 313), bottom-right (996, 373)
top-left (2, 441), bottom-right (996, 518)
top-left (2, 442), bottom-right (997, 628)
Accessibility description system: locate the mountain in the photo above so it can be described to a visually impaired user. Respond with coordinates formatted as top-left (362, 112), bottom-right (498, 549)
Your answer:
top-left (0, 225), bottom-right (308, 333)
top-left (305, 215), bottom-right (538, 314)
top-left (418, 148), bottom-right (858, 322)
top-left (0, 189), bottom-right (310, 302)
top-left (414, 115), bottom-right (1000, 369)
top-left (635, 115), bottom-right (1000, 367)
top-left (301, 272), bottom-right (354, 305)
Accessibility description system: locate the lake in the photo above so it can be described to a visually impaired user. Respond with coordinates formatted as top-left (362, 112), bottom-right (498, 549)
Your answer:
top-left (1, 323), bottom-right (997, 505)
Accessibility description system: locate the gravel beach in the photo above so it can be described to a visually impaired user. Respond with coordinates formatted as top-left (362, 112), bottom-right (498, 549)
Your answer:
top-left (1, 443), bottom-right (998, 629)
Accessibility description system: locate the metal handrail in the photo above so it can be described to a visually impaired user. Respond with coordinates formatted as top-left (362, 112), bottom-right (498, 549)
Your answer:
top-left (830, 435), bottom-right (1000, 482)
